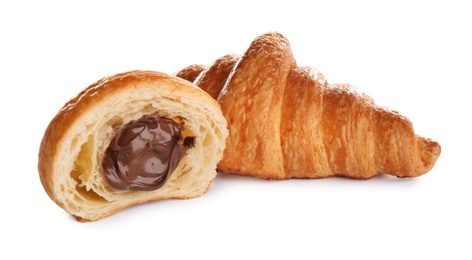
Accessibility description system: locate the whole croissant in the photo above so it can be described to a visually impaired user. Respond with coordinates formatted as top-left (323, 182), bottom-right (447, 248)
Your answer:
top-left (175, 32), bottom-right (441, 180)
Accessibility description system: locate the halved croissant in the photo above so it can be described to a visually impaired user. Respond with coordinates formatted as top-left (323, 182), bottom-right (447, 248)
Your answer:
top-left (38, 70), bottom-right (228, 221)
top-left (175, 32), bottom-right (441, 180)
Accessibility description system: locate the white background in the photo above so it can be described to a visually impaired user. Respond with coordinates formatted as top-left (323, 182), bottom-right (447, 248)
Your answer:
top-left (1, 0), bottom-right (471, 259)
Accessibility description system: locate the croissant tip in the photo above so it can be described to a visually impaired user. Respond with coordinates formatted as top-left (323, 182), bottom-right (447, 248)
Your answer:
top-left (424, 137), bottom-right (441, 157)
top-left (417, 136), bottom-right (441, 174)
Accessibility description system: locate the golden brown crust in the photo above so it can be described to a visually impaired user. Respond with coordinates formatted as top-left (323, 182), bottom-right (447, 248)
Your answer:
top-left (178, 32), bottom-right (441, 180)
top-left (194, 54), bottom-right (241, 99)
top-left (372, 106), bottom-right (441, 177)
top-left (39, 70), bottom-right (228, 221)
top-left (216, 32), bottom-right (296, 179)
top-left (321, 83), bottom-right (377, 178)
top-left (281, 67), bottom-right (331, 178)
top-left (174, 64), bottom-right (206, 83)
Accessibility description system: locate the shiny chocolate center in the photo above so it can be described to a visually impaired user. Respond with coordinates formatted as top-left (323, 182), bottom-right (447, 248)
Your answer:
top-left (102, 113), bottom-right (195, 191)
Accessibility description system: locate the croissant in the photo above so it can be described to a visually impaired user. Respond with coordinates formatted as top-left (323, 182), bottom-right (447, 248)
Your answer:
top-left (175, 32), bottom-right (441, 180)
top-left (38, 70), bottom-right (228, 221)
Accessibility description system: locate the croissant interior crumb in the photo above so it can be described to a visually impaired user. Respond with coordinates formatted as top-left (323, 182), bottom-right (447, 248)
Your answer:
top-left (72, 134), bottom-right (107, 204)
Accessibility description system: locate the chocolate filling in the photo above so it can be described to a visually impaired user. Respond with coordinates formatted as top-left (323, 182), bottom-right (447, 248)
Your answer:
top-left (102, 112), bottom-right (195, 191)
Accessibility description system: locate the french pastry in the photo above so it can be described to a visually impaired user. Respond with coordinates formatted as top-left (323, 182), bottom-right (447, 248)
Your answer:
top-left (38, 70), bottom-right (228, 221)
top-left (175, 32), bottom-right (441, 180)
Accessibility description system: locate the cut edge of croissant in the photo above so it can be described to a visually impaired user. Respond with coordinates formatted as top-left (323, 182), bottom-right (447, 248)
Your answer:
top-left (38, 70), bottom-right (228, 221)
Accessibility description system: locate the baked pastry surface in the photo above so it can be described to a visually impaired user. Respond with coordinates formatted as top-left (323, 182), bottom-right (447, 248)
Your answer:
top-left (176, 32), bottom-right (441, 179)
